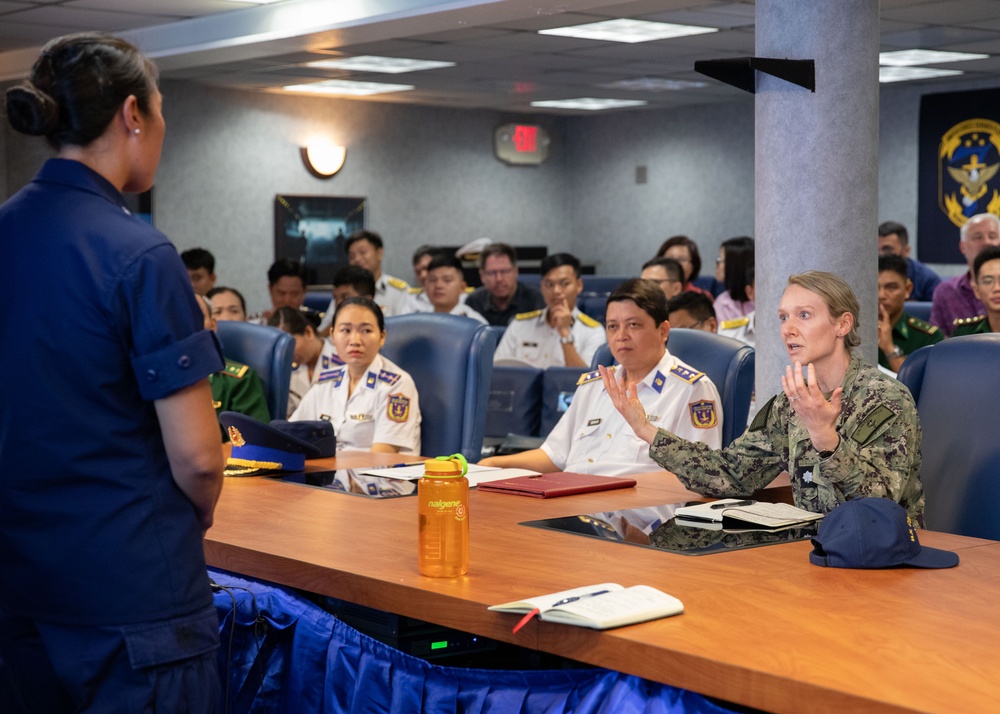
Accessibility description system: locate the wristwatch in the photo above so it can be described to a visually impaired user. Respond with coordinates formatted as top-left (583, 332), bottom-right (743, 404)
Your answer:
top-left (889, 345), bottom-right (904, 358)
top-left (560, 334), bottom-right (575, 345)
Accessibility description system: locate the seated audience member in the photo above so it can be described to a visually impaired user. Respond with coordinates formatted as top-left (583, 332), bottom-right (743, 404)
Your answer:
top-left (268, 306), bottom-right (339, 416)
top-left (713, 236), bottom-right (755, 321)
top-left (406, 244), bottom-right (443, 313)
top-left (953, 245), bottom-right (1000, 336)
top-left (249, 259), bottom-right (319, 325)
top-left (207, 286), bottom-right (247, 322)
top-left (291, 297), bottom-right (421, 454)
top-left (877, 255), bottom-right (942, 372)
top-left (424, 253), bottom-right (488, 324)
top-left (656, 235), bottom-right (713, 300)
top-left (346, 230), bottom-right (411, 317)
top-left (878, 221), bottom-right (941, 302)
top-left (604, 271), bottom-right (924, 523)
top-left (493, 252), bottom-right (605, 367)
top-left (317, 265), bottom-right (377, 332)
top-left (481, 279), bottom-right (722, 475)
top-left (181, 247), bottom-right (216, 296)
top-left (930, 213), bottom-right (1000, 335)
top-left (640, 257), bottom-right (685, 300)
top-left (465, 242), bottom-right (545, 326)
top-left (196, 293), bottom-right (269, 439)
top-left (666, 291), bottom-right (719, 334)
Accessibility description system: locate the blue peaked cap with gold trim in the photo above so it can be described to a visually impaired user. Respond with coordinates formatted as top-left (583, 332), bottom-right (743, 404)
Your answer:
top-left (220, 411), bottom-right (335, 476)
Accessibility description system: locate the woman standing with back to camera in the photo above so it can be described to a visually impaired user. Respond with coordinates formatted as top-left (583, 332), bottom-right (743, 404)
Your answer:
top-left (0, 34), bottom-right (224, 711)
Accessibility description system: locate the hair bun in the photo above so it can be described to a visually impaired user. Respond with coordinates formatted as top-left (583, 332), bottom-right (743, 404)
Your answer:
top-left (5, 84), bottom-right (59, 137)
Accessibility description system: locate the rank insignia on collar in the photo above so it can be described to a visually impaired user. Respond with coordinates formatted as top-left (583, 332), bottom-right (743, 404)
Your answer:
top-left (388, 393), bottom-right (410, 422)
top-left (366, 372), bottom-right (378, 389)
top-left (689, 400), bottom-right (718, 429)
top-left (651, 370), bottom-right (666, 393)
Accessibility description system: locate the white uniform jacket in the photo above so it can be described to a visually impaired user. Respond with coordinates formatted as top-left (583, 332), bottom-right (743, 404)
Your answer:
top-left (290, 353), bottom-right (421, 454)
top-left (719, 311), bottom-right (755, 347)
top-left (375, 273), bottom-right (412, 318)
top-left (540, 350), bottom-right (722, 476)
top-left (493, 307), bottom-right (606, 368)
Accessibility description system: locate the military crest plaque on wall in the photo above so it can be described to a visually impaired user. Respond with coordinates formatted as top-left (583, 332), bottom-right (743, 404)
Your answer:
top-left (918, 88), bottom-right (1000, 264)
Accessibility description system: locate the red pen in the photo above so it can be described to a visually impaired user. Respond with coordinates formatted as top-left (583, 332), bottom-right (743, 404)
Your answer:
top-left (512, 608), bottom-right (539, 634)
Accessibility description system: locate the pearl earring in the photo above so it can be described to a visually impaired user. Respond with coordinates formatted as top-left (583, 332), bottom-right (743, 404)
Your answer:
top-left (134, 128), bottom-right (140, 135)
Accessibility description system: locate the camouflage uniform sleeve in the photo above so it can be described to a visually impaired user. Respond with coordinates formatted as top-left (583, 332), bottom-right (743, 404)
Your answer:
top-left (648, 394), bottom-right (788, 498)
top-left (812, 368), bottom-right (924, 522)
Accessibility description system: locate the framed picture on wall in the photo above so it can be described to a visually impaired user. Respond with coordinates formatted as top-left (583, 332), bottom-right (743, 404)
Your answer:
top-left (123, 188), bottom-right (154, 225)
top-left (274, 194), bottom-right (366, 286)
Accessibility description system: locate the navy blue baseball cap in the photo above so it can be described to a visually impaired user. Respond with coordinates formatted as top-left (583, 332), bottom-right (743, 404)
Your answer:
top-left (220, 412), bottom-right (335, 476)
top-left (809, 498), bottom-right (959, 569)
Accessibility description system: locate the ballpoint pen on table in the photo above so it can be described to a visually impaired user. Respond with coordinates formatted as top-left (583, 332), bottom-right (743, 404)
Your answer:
top-left (511, 590), bottom-right (612, 634)
top-left (710, 499), bottom-right (754, 509)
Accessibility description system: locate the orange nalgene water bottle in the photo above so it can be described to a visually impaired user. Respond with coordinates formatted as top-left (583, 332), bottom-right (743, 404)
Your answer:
top-left (418, 453), bottom-right (469, 577)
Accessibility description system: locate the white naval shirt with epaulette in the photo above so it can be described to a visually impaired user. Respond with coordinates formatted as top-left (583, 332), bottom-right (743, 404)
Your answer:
top-left (493, 307), bottom-right (607, 368)
top-left (375, 273), bottom-right (412, 317)
top-left (540, 349), bottom-right (722, 476)
top-left (286, 339), bottom-right (342, 417)
top-left (406, 287), bottom-right (471, 314)
top-left (290, 353), bottom-right (421, 453)
top-left (719, 311), bottom-right (755, 347)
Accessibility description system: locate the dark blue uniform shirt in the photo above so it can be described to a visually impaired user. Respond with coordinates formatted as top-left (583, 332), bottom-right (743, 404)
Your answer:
top-left (0, 159), bottom-right (224, 626)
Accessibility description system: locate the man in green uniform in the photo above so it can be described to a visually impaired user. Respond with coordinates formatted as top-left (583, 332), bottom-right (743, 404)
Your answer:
top-left (953, 245), bottom-right (1000, 336)
top-left (877, 254), bottom-right (942, 371)
top-left (197, 294), bottom-right (270, 439)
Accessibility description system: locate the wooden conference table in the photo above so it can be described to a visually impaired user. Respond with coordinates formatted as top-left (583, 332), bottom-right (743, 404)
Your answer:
top-left (205, 453), bottom-right (1000, 714)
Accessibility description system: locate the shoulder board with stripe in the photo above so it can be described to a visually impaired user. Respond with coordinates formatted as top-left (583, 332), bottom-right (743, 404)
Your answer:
top-left (953, 314), bottom-right (985, 326)
top-left (577, 312), bottom-right (601, 328)
top-left (221, 360), bottom-right (249, 379)
top-left (516, 309), bottom-right (543, 320)
top-left (317, 368), bottom-right (345, 384)
top-left (904, 315), bottom-right (938, 334)
top-left (669, 364), bottom-right (704, 384)
top-left (577, 366), bottom-right (614, 386)
top-left (408, 286), bottom-right (423, 294)
top-left (378, 369), bottom-right (401, 386)
top-left (386, 277), bottom-right (409, 290)
top-left (720, 316), bottom-right (750, 330)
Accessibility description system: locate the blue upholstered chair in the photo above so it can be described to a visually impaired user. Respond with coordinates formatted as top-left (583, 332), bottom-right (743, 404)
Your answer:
top-left (304, 290), bottom-right (333, 313)
top-left (897, 334), bottom-right (1000, 539)
top-left (382, 314), bottom-right (498, 462)
top-left (590, 328), bottom-right (755, 447)
top-left (903, 300), bottom-right (932, 322)
top-left (485, 366), bottom-right (543, 439)
top-left (540, 367), bottom-right (591, 436)
top-left (215, 320), bottom-right (295, 420)
top-left (578, 294), bottom-right (608, 324)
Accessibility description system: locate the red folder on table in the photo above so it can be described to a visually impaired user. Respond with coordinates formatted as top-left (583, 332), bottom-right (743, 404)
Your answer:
top-left (477, 472), bottom-right (636, 498)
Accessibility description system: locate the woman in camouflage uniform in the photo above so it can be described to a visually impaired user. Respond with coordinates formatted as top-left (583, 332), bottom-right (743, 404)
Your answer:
top-left (601, 271), bottom-right (925, 525)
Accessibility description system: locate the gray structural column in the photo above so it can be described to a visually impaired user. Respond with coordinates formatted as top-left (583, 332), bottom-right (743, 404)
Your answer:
top-left (755, 0), bottom-right (879, 402)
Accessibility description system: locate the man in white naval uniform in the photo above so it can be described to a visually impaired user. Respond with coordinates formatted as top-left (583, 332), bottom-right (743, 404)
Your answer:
top-left (424, 253), bottom-right (488, 324)
top-left (346, 230), bottom-right (411, 317)
top-left (493, 252), bottom-right (606, 368)
top-left (481, 278), bottom-right (722, 476)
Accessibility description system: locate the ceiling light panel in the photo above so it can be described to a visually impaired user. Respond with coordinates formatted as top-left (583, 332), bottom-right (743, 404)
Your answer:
top-left (530, 98), bottom-right (648, 110)
top-left (306, 56), bottom-right (455, 73)
top-left (879, 49), bottom-right (989, 66)
top-left (878, 66), bottom-right (964, 83)
top-left (539, 19), bottom-right (717, 44)
top-left (283, 80), bottom-right (415, 96)
top-left (599, 78), bottom-right (709, 91)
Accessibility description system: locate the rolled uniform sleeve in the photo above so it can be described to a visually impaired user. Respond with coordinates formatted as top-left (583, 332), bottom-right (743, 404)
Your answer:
top-left (121, 245), bottom-right (223, 400)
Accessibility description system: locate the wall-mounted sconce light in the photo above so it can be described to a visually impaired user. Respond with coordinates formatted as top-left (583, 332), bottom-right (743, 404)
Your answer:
top-left (301, 140), bottom-right (346, 178)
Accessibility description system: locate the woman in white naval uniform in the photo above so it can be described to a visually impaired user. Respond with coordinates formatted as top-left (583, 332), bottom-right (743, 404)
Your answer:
top-left (290, 297), bottom-right (421, 454)
top-left (268, 307), bottom-right (340, 416)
